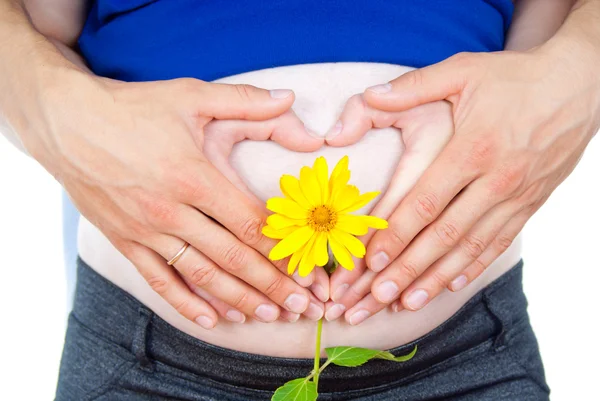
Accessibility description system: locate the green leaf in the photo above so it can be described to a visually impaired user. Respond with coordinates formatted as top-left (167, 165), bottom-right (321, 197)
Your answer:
top-left (324, 346), bottom-right (381, 367)
top-left (271, 378), bottom-right (318, 401)
top-left (325, 345), bottom-right (418, 367)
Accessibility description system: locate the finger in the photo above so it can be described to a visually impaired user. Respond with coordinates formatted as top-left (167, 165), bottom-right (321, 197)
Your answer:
top-left (395, 202), bottom-right (518, 311)
top-left (185, 280), bottom-right (246, 324)
top-left (203, 111), bottom-right (323, 204)
top-left (309, 267), bottom-right (330, 303)
top-left (343, 293), bottom-right (387, 326)
top-left (179, 161), bottom-right (326, 302)
top-left (155, 237), bottom-right (285, 322)
top-left (365, 139), bottom-right (480, 274)
top-left (326, 269), bottom-right (377, 321)
top-left (329, 101), bottom-right (453, 311)
top-left (204, 109), bottom-right (323, 153)
top-left (448, 207), bottom-right (534, 292)
top-left (171, 206), bottom-right (324, 320)
top-left (363, 53), bottom-right (472, 112)
top-left (370, 177), bottom-right (501, 305)
top-left (325, 93), bottom-right (435, 147)
top-left (121, 241), bottom-right (220, 329)
top-left (176, 79), bottom-right (296, 121)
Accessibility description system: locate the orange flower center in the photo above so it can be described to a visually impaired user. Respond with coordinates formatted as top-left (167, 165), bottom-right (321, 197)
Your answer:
top-left (308, 205), bottom-right (337, 232)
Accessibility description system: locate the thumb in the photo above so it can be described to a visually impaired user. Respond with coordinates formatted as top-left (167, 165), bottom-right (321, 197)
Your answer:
top-left (178, 79), bottom-right (296, 121)
top-left (363, 53), bottom-right (471, 112)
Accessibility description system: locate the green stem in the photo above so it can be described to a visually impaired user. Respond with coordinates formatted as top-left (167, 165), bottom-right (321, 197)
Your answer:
top-left (313, 318), bottom-right (323, 388)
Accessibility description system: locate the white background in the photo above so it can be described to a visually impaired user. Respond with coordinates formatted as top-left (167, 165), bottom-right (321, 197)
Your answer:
top-left (0, 135), bottom-right (599, 400)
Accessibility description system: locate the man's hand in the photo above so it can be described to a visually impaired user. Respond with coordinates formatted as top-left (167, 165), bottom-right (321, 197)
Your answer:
top-left (361, 40), bottom-right (599, 313)
top-left (15, 68), bottom-right (326, 328)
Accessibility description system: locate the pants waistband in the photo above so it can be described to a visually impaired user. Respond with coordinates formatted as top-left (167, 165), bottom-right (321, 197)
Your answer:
top-left (72, 257), bottom-right (527, 393)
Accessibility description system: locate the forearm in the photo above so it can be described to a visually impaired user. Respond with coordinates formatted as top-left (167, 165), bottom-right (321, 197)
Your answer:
top-left (505, 0), bottom-right (575, 51)
top-left (0, 1), bottom-right (87, 155)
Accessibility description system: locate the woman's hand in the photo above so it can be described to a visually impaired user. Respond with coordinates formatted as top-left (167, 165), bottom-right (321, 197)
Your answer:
top-left (322, 96), bottom-right (454, 323)
top-left (17, 69), bottom-right (326, 328)
top-left (360, 46), bottom-right (600, 313)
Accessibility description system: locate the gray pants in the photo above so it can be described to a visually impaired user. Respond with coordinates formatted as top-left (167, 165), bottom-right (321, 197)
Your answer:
top-left (55, 258), bottom-right (549, 400)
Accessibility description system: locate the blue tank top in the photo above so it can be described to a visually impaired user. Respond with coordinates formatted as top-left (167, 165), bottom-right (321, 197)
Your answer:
top-left (78, 0), bottom-right (513, 82)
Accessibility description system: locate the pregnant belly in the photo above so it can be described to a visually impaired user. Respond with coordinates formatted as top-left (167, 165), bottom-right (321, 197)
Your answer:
top-left (78, 63), bottom-right (522, 357)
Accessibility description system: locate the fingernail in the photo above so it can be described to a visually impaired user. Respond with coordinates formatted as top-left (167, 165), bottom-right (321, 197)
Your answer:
top-left (195, 316), bottom-right (215, 329)
top-left (225, 309), bottom-right (246, 323)
top-left (270, 89), bottom-right (293, 99)
top-left (325, 304), bottom-right (346, 321)
top-left (375, 280), bottom-right (400, 303)
top-left (282, 311), bottom-right (300, 323)
top-left (304, 302), bottom-right (324, 321)
top-left (284, 293), bottom-right (309, 314)
top-left (255, 304), bottom-right (279, 322)
top-left (311, 284), bottom-right (328, 303)
top-left (405, 289), bottom-right (429, 310)
top-left (331, 283), bottom-right (349, 303)
top-left (293, 270), bottom-right (314, 287)
top-left (304, 124), bottom-right (324, 139)
top-left (450, 275), bottom-right (468, 292)
top-left (348, 309), bottom-right (371, 326)
top-left (392, 302), bottom-right (403, 313)
top-left (326, 121), bottom-right (343, 140)
top-left (367, 83), bottom-right (392, 94)
top-left (370, 252), bottom-right (390, 272)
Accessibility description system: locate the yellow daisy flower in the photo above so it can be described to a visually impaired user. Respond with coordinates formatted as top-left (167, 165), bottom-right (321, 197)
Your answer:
top-left (263, 156), bottom-right (388, 277)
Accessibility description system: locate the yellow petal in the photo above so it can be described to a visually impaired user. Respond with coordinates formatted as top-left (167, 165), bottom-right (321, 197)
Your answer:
top-left (332, 185), bottom-right (360, 211)
top-left (280, 175), bottom-right (313, 210)
top-left (268, 226), bottom-right (314, 260)
top-left (329, 234), bottom-right (355, 271)
top-left (299, 166), bottom-right (322, 206)
top-left (288, 245), bottom-right (306, 275)
top-left (262, 225), bottom-right (298, 239)
top-left (328, 169), bottom-right (351, 207)
top-left (335, 214), bottom-right (369, 236)
top-left (359, 215), bottom-right (389, 229)
top-left (266, 214), bottom-right (306, 230)
top-left (313, 157), bottom-right (329, 205)
top-left (330, 228), bottom-right (366, 258)
top-left (313, 232), bottom-right (329, 266)
top-left (330, 156), bottom-right (349, 181)
top-left (266, 197), bottom-right (309, 219)
top-left (340, 191), bottom-right (380, 213)
top-left (298, 235), bottom-right (317, 277)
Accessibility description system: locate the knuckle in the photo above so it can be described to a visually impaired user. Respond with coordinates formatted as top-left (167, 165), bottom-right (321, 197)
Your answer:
top-left (221, 243), bottom-right (247, 271)
top-left (231, 292), bottom-right (250, 310)
top-left (147, 275), bottom-right (170, 295)
top-left (414, 192), bottom-right (440, 224)
top-left (387, 225), bottom-right (408, 248)
top-left (430, 270), bottom-right (452, 288)
top-left (174, 172), bottom-right (209, 203)
top-left (235, 84), bottom-right (254, 102)
top-left (172, 299), bottom-right (191, 316)
top-left (406, 69), bottom-right (425, 88)
top-left (471, 258), bottom-right (488, 275)
top-left (434, 221), bottom-right (461, 247)
top-left (189, 263), bottom-right (217, 287)
top-left (263, 275), bottom-right (286, 297)
top-left (488, 164), bottom-right (526, 197)
top-left (240, 216), bottom-right (266, 246)
top-left (145, 200), bottom-right (181, 229)
top-left (399, 260), bottom-right (420, 281)
top-left (460, 235), bottom-right (487, 260)
top-left (449, 52), bottom-right (474, 66)
top-left (464, 140), bottom-right (495, 171)
top-left (495, 234), bottom-right (514, 252)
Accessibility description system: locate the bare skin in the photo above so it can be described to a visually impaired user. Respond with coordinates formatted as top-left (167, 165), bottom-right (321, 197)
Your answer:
top-left (1, 0), bottom-right (582, 338)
